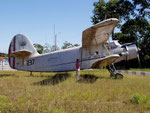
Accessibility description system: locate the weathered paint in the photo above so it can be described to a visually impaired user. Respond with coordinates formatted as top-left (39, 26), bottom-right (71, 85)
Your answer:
top-left (8, 18), bottom-right (138, 72)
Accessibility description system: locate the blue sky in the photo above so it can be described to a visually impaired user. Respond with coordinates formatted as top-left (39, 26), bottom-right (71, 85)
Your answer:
top-left (0, 0), bottom-right (111, 53)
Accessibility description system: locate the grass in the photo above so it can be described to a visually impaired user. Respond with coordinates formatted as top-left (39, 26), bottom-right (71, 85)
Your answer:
top-left (130, 93), bottom-right (150, 104)
top-left (129, 68), bottom-right (150, 72)
top-left (0, 70), bottom-right (150, 113)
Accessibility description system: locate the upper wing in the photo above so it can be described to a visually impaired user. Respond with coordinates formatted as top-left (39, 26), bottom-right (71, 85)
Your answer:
top-left (82, 18), bottom-right (118, 48)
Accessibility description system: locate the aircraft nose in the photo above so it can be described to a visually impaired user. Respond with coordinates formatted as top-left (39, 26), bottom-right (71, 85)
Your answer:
top-left (126, 44), bottom-right (138, 60)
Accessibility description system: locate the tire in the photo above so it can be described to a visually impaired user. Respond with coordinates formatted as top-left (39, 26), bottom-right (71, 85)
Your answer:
top-left (115, 73), bottom-right (123, 79)
top-left (110, 74), bottom-right (114, 77)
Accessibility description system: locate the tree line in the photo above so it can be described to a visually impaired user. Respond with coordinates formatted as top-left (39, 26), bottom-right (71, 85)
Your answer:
top-left (33, 41), bottom-right (80, 54)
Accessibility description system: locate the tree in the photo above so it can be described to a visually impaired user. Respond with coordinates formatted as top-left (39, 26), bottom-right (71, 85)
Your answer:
top-left (91, 0), bottom-right (134, 24)
top-left (91, 0), bottom-right (150, 68)
top-left (61, 41), bottom-right (73, 49)
top-left (43, 43), bottom-right (59, 53)
top-left (43, 43), bottom-right (51, 53)
top-left (50, 45), bottom-right (59, 52)
top-left (0, 53), bottom-right (8, 57)
top-left (140, 23), bottom-right (150, 67)
top-left (91, 0), bottom-right (134, 39)
top-left (114, 18), bottom-right (150, 44)
top-left (33, 44), bottom-right (43, 54)
top-left (133, 0), bottom-right (150, 18)
top-left (73, 44), bottom-right (80, 47)
top-left (114, 18), bottom-right (150, 68)
top-left (61, 41), bottom-right (80, 49)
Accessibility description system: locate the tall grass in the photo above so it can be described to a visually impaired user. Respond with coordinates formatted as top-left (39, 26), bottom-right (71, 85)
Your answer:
top-left (0, 70), bottom-right (150, 113)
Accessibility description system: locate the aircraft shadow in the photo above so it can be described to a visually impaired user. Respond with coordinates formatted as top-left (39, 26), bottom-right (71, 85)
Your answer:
top-left (33, 73), bottom-right (71, 85)
top-left (77, 74), bottom-right (100, 83)
top-left (27, 74), bottom-right (54, 78)
top-left (77, 74), bottom-right (123, 83)
top-left (0, 74), bottom-right (16, 78)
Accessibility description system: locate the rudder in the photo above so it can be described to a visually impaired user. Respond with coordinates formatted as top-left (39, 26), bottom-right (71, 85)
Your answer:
top-left (8, 34), bottom-right (38, 69)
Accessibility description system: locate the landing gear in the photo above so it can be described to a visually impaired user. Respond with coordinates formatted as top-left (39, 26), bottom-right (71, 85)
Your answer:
top-left (106, 64), bottom-right (123, 79)
top-left (115, 73), bottom-right (123, 79)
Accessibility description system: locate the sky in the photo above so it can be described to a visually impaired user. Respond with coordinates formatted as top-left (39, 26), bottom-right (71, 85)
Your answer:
top-left (0, 0), bottom-right (111, 53)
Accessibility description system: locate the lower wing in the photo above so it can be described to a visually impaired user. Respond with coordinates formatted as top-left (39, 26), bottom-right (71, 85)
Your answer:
top-left (91, 54), bottom-right (119, 68)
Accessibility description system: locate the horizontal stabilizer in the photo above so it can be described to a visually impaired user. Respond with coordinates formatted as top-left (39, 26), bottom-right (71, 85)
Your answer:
top-left (9, 49), bottom-right (32, 57)
top-left (91, 54), bottom-right (119, 68)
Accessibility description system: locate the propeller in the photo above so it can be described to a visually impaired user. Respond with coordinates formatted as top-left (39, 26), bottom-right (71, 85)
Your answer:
top-left (137, 53), bottom-right (141, 66)
top-left (136, 36), bottom-right (141, 67)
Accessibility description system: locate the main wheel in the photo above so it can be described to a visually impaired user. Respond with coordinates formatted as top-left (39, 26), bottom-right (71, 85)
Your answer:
top-left (115, 73), bottom-right (123, 79)
top-left (110, 74), bottom-right (114, 78)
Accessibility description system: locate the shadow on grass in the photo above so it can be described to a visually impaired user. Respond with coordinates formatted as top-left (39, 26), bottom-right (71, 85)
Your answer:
top-left (33, 73), bottom-right (71, 85)
top-left (77, 74), bottom-right (100, 83)
top-left (27, 74), bottom-right (54, 78)
top-left (0, 74), bottom-right (17, 78)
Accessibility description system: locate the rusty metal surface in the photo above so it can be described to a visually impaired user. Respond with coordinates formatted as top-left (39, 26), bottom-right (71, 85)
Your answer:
top-left (82, 18), bottom-right (118, 48)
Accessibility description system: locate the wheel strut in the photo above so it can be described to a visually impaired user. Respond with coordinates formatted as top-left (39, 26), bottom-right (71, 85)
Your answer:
top-left (106, 64), bottom-right (123, 79)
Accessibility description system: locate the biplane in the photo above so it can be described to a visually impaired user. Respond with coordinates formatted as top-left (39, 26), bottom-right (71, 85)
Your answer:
top-left (8, 18), bottom-right (138, 78)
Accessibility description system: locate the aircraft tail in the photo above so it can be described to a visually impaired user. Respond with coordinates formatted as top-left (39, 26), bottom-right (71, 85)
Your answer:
top-left (8, 34), bottom-right (39, 69)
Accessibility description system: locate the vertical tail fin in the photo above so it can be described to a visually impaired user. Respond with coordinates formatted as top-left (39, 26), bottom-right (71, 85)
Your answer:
top-left (8, 34), bottom-right (38, 69)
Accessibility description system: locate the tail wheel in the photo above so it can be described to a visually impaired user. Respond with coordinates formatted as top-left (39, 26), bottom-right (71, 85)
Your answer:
top-left (115, 73), bottom-right (123, 79)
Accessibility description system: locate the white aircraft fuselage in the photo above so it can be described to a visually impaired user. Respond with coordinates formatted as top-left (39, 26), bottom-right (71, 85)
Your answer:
top-left (8, 18), bottom-right (138, 74)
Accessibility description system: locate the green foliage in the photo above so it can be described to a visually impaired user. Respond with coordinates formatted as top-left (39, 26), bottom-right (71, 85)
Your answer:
top-left (92, 0), bottom-right (150, 68)
top-left (130, 93), bottom-right (150, 104)
top-left (0, 96), bottom-right (7, 106)
top-left (114, 18), bottom-right (150, 68)
top-left (54, 108), bottom-right (64, 113)
top-left (43, 43), bottom-right (59, 53)
top-left (35, 41), bottom-right (79, 54)
top-left (61, 41), bottom-right (73, 49)
top-left (92, 0), bottom-right (149, 23)
top-left (114, 32), bottom-right (132, 44)
top-left (50, 45), bottom-right (59, 52)
top-left (0, 53), bottom-right (8, 57)
top-left (91, 0), bottom-right (134, 24)
top-left (0, 96), bottom-right (8, 112)
top-left (114, 18), bottom-right (150, 44)
top-left (133, 0), bottom-right (150, 18)
top-left (33, 43), bottom-right (44, 54)
top-left (61, 41), bottom-right (80, 49)
top-left (43, 43), bottom-right (51, 53)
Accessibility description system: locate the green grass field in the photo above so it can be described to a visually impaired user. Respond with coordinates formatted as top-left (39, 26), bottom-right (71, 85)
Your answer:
top-left (0, 70), bottom-right (150, 113)
top-left (129, 68), bottom-right (150, 72)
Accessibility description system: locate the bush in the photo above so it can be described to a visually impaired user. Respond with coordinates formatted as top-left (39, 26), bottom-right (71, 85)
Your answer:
top-left (130, 93), bottom-right (150, 104)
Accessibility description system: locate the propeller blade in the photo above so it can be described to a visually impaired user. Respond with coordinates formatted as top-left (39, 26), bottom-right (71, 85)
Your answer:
top-left (137, 48), bottom-right (141, 67)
